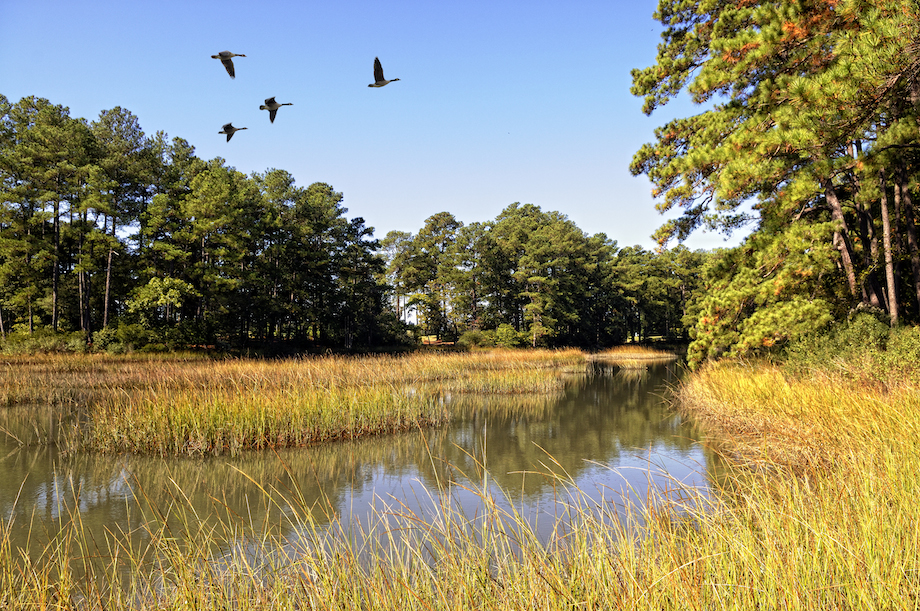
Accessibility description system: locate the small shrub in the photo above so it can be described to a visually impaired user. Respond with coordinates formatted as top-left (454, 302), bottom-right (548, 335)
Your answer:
top-left (3, 329), bottom-right (83, 354)
top-left (783, 312), bottom-right (889, 373)
top-left (92, 326), bottom-right (119, 351)
top-left (880, 325), bottom-right (920, 382)
top-left (65, 332), bottom-right (89, 353)
top-left (495, 324), bottom-right (523, 348)
top-left (457, 329), bottom-right (496, 349)
top-left (115, 323), bottom-right (151, 349)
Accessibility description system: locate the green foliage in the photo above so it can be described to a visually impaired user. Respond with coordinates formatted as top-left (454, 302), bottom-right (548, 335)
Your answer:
top-left (1, 330), bottom-right (87, 354)
top-left (457, 329), bottom-right (496, 349)
top-left (783, 312), bottom-right (920, 385)
top-left (495, 323), bottom-right (524, 348)
top-left (127, 277), bottom-right (200, 326)
top-left (0, 93), bottom-right (710, 354)
top-left (784, 312), bottom-right (889, 370)
top-left (684, 222), bottom-right (843, 368)
top-left (384, 202), bottom-right (705, 348)
top-left (90, 326), bottom-right (118, 351)
top-left (633, 0), bottom-right (920, 367)
top-left (0, 96), bottom-right (405, 353)
top-left (92, 323), bottom-right (152, 353)
top-left (881, 325), bottom-right (920, 380)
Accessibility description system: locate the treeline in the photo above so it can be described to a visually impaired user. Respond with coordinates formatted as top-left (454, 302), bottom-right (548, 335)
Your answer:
top-left (632, 0), bottom-right (920, 366)
top-left (0, 93), bottom-right (707, 352)
top-left (380, 207), bottom-right (705, 347)
top-left (0, 95), bottom-right (396, 351)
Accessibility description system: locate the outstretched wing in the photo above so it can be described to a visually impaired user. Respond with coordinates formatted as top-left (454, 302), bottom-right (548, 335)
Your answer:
top-left (222, 58), bottom-right (235, 78)
top-left (269, 109), bottom-right (277, 123)
top-left (373, 57), bottom-right (384, 83)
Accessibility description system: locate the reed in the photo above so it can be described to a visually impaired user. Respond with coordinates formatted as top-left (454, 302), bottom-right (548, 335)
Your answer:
top-left (87, 384), bottom-right (448, 456)
top-left (0, 349), bottom-right (586, 456)
top-left (589, 346), bottom-right (679, 369)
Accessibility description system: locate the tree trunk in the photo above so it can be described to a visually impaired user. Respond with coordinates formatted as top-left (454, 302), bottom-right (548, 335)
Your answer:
top-left (103, 248), bottom-right (114, 328)
top-left (52, 200), bottom-right (60, 331)
top-left (823, 180), bottom-right (859, 299)
top-left (895, 166), bottom-right (920, 311)
top-left (78, 233), bottom-right (85, 336)
top-left (852, 156), bottom-right (884, 309)
top-left (79, 210), bottom-right (92, 341)
top-left (879, 169), bottom-right (899, 326)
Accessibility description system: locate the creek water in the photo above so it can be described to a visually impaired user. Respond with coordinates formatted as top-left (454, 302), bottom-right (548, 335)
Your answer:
top-left (0, 360), bottom-right (721, 570)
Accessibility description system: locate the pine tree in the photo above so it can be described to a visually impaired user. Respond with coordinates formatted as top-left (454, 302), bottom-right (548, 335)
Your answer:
top-left (632, 0), bottom-right (920, 362)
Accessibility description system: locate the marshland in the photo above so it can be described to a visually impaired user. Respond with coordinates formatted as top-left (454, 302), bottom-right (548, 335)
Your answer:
top-left (5, 330), bottom-right (920, 609)
top-left (1, 347), bottom-right (719, 608)
top-left (6, 0), bottom-right (920, 607)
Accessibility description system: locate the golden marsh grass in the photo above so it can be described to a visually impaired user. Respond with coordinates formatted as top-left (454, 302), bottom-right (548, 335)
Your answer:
top-left (0, 349), bottom-right (586, 456)
top-left (5, 356), bottom-right (920, 608)
top-left (589, 346), bottom-right (679, 369)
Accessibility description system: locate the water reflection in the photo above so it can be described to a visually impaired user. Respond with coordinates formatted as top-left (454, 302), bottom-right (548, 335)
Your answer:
top-left (0, 362), bottom-right (722, 564)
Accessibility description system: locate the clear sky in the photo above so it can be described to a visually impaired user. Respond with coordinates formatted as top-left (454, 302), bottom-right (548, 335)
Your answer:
top-left (0, 0), bottom-right (750, 251)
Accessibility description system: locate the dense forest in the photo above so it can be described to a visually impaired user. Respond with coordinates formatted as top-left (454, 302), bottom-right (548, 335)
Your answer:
top-left (632, 0), bottom-right (920, 366)
top-left (0, 93), bottom-right (706, 354)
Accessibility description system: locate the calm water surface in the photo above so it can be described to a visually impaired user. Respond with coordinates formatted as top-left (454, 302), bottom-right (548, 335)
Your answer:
top-left (0, 361), bottom-right (721, 562)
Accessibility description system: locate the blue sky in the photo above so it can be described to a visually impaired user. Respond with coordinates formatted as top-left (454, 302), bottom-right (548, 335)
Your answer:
top-left (0, 0), bottom-right (750, 251)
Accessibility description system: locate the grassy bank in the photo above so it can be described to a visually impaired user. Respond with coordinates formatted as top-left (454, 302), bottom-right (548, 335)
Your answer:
top-left (0, 349), bottom-right (588, 456)
top-left (589, 345), bottom-right (681, 369)
top-left (667, 361), bottom-right (920, 607)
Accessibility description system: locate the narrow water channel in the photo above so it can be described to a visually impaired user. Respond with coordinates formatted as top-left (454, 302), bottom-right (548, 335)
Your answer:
top-left (0, 361), bottom-right (721, 565)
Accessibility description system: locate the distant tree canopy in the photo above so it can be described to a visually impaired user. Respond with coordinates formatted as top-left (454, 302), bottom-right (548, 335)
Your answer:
top-left (632, 0), bottom-right (920, 366)
top-left (0, 93), bottom-right (708, 352)
top-left (382, 205), bottom-right (708, 348)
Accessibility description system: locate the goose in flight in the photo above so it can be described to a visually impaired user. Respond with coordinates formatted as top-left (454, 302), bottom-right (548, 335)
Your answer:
top-left (219, 123), bottom-right (247, 141)
top-left (259, 97), bottom-right (293, 123)
top-left (211, 51), bottom-right (246, 78)
top-left (368, 57), bottom-right (400, 87)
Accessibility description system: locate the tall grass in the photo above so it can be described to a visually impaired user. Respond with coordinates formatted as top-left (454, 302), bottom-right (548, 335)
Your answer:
top-left (663, 361), bottom-right (920, 607)
top-left (12, 392), bottom-right (914, 611)
top-left (590, 346), bottom-right (679, 369)
top-left (0, 349), bottom-right (585, 456)
top-left (6, 345), bottom-right (915, 608)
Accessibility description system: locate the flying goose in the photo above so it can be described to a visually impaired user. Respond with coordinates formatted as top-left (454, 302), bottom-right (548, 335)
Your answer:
top-left (218, 123), bottom-right (247, 141)
top-left (259, 97), bottom-right (293, 123)
top-left (368, 57), bottom-right (399, 87)
top-left (211, 51), bottom-right (246, 78)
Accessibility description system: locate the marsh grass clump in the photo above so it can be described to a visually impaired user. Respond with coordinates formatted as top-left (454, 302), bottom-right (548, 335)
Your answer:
top-left (664, 359), bottom-right (920, 606)
top-left (0, 349), bottom-right (586, 456)
top-left (589, 346), bottom-right (679, 369)
top-left (87, 384), bottom-right (448, 456)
